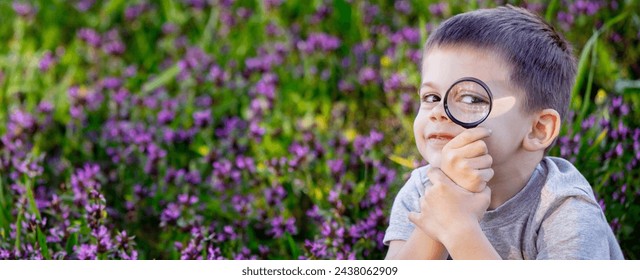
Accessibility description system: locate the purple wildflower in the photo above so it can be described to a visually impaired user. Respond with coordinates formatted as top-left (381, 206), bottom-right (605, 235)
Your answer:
top-left (395, 0), bottom-right (411, 15)
top-left (12, 2), bottom-right (35, 18)
top-left (297, 33), bottom-right (341, 54)
top-left (75, 244), bottom-right (98, 260)
top-left (77, 28), bottom-right (101, 47)
top-left (193, 110), bottom-right (212, 128)
top-left (75, 0), bottom-right (96, 11)
top-left (358, 67), bottom-right (377, 85)
top-left (429, 2), bottom-right (447, 17)
top-left (39, 51), bottom-right (56, 72)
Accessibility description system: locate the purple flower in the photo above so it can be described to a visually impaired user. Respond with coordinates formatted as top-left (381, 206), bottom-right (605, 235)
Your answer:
top-left (207, 246), bottom-right (224, 260)
top-left (184, 0), bottom-right (207, 9)
top-left (77, 28), bottom-right (101, 47)
top-left (103, 40), bottom-right (125, 55)
top-left (429, 2), bottom-right (447, 17)
top-left (92, 226), bottom-right (113, 253)
top-left (395, 0), bottom-right (411, 15)
top-left (327, 159), bottom-right (345, 177)
top-left (101, 77), bottom-right (122, 90)
top-left (162, 23), bottom-right (178, 35)
top-left (264, 0), bottom-right (283, 9)
top-left (610, 96), bottom-right (629, 116)
top-left (268, 216), bottom-right (297, 238)
top-left (125, 3), bottom-right (148, 21)
top-left (222, 225), bottom-right (238, 241)
top-left (384, 73), bottom-right (403, 93)
top-left (208, 65), bottom-right (228, 85)
top-left (75, 0), bottom-right (96, 11)
top-left (264, 185), bottom-right (286, 206)
top-left (39, 51), bottom-right (55, 72)
top-left (400, 27), bottom-right (420, 45)
top-left (338, 80), bottom-right (355, 93)
top-left (75, 244), bottom-right (98, 260)
top-left (249, 121), bottom-right (265, 141)
top-left (193, 110), bottom-right (212, 128)
top-left (358, 67), bottom-right (377, 85)
top-left (252, 73), bottom-right (278, 100)
top-left (297, 33), bottom-right (341, 54)
top-left (160, 203), bottom-right (181, 227)
top-left (231, 194), bottom-right (253, 215)
top-left (12, 2), bottom-right (35, 17)
top-left (157, 109), bottom-right (175, 125)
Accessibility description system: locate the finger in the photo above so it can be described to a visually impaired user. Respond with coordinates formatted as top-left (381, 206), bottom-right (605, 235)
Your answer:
top-left (463, 154), bottom-right (493, 169)
top-left (408, 212), bottom-right (420, 225)
top-left (446, 127), bottom-right (492, 149)
top-left (466, 180), bottom-right (487, 193)
top-left (477, 168), bottom-right (495, 183)
top-left (447, 140), bottom-right (489, 158)
top-left (428, 152), bottom-right (442, 169)
top-left (427, 167), bottom-right (460, 189)
top-left (479, 186), bottom-right (492, 210)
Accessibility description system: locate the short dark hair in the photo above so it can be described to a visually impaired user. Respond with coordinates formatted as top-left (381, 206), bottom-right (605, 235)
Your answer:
top-left (423, 5), bottom-right (576, 121)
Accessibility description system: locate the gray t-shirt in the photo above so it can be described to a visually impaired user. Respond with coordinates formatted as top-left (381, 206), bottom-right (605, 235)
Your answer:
top-left (384, 156), bottom-right (624, 259)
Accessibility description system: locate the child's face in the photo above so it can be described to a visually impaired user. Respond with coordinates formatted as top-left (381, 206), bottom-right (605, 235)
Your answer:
top-left (415, 46), bottom-right (533, 168)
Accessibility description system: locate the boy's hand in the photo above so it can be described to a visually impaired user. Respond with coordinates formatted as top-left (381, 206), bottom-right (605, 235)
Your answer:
top-left (408, 167), bottom-right (491, 246)
top-left (431, 127), bottom-right (494, 193)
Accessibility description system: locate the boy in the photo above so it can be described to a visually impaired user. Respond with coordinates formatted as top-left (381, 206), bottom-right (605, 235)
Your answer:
top-left (384, 6), bottom-right (624, 259)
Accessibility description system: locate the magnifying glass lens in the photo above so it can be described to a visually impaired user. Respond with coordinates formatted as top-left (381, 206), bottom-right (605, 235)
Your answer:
top-left (445, 80), bottom-right (492, 128)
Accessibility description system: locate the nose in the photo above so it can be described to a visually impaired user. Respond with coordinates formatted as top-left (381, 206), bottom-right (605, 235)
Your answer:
top-left (428, 99), bottom-right (450, 122)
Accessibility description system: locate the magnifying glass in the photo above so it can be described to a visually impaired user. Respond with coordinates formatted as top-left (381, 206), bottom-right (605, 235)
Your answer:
top-left (444, 77), bottom-right (493, 129)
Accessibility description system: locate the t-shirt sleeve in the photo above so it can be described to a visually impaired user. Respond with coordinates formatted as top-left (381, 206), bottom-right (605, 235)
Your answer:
top-left (383, 169), bottom-right (423, 246)
top-left (535, 195), bottom-right (622, 259)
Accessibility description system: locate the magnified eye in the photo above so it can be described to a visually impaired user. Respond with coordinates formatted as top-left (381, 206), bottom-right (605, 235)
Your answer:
top-left (458, 91), bottom-right (489, 105)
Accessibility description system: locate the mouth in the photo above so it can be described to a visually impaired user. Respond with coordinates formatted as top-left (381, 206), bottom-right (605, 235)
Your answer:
top-left (426, 132), bottom-right (455, 145)
top-left (427, 132), bottom-right (455, 141)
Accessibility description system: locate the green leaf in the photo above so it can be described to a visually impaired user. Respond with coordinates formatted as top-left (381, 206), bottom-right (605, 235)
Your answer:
top-left (614, 79), bottom-right (640, 94)
top-left (545, 0), bottom-right (560, 23)
top-left (36, 227), bottom-right (51, 259)
top-left (66, 232), bottom-right (78, 256)
top-left (285, 233), bottom-right (299, 258)
top-left (141, 64), bottom-right (180, 94)
top-left (572, 11), bottom-right (629, 123)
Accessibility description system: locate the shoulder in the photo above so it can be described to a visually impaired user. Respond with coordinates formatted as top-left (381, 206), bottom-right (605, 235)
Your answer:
top-left (534, 158), bottom-right (623, 259)
top-left (409, 165), bottom-right (431, 196)
top-left (535, 156), bottom-right (603, 223)
top-left (393, 165), bottom-right (431, 202)
top-left (539, 156), bottom-right (595, 199)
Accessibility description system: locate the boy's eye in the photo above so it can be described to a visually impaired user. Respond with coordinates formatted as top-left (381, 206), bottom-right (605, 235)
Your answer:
top-left (458, 91), bottom-right (489, 105)
top-left (422, 93), bottom-right (441, 103)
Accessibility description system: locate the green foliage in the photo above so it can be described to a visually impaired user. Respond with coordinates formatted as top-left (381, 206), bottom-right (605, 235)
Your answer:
top-left (0, 0), bottom-right (638, 259)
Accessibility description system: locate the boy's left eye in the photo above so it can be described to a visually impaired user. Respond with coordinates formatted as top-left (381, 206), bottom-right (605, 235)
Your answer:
top-left (458, 92), bottom-right (489, 105)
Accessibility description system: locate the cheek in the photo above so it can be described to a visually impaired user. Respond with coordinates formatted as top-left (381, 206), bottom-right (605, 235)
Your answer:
top-left (413, 111), bottom-right (428, 141)
top-left (481, 119), bottom-right (527, 161)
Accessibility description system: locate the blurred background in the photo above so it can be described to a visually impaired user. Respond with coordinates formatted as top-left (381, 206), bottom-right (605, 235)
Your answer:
top-left (0, 0), bottom-right (638, 260)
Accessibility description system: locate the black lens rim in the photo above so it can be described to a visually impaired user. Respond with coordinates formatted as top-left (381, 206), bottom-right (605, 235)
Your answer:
top-left (443, 77), bottom-right (493, 129)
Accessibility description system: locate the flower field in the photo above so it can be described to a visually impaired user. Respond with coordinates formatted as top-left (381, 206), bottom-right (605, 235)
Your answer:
top-left (0, 0), bottom-right (639, 260)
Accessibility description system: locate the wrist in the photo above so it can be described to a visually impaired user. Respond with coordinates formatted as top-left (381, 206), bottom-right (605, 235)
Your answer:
top-left (440, 216), bottom-right (480, 249)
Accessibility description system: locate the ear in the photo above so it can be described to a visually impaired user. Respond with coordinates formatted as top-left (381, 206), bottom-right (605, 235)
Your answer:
top-left (522, 109), bottom-right (561, 152)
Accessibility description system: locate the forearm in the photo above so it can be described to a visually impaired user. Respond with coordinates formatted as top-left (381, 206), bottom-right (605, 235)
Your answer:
top-left (443, 221), bottom-right (501, 260)
top-left (385, 229), bottom-right (448, 260)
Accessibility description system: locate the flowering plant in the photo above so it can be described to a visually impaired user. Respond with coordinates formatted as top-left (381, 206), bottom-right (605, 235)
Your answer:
top-left (1, 0), bottom-right (638, 259)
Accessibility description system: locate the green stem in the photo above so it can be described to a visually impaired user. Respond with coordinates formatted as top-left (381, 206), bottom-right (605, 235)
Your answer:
top-left (545, 0), bottom-right (560, 23)
top-left (0, 178), bottom-right (9, 234)
top-left (24, 177), bottom-right (41, 221)
top-left (14, 207), bottom-right (23, 251)
top-left (24, 177), bottom-right (50, 259)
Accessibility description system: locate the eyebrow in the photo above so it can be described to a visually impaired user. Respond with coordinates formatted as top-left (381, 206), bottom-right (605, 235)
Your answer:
top-left (419, 81), bottom-right (440, 92)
